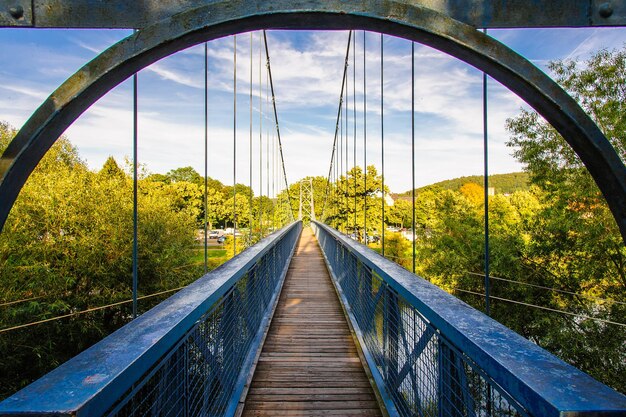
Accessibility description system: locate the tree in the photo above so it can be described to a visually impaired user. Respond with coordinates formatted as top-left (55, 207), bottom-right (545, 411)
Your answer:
top-left (383, 232), bottom-right (412, 269)
top-left (166, 166), bottom-right (203, 185)
top-left (252, 195), bottom-right (275, 235)
top-left (222, 193), bottom-right (252, 229)
top-left (459, 182), bottom-right (484, 206)
top-left (204, 187), bottom-right (225, 230)
top-left (0, 123), bottom-right (203, 399)
top-left (323, 165), bottom-right (387, 238)
top-left (273, 176), bottom-right (329, 228)
top-left (99, 156), bottom-right (126, 181)
top-left (505, 48), bottom-right (626, 392)
top-left (387, 199), bottom-right (412, 228)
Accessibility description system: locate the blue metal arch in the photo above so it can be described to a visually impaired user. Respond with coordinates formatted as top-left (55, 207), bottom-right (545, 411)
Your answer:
top-left (0, 0), bottom-right (625, 240)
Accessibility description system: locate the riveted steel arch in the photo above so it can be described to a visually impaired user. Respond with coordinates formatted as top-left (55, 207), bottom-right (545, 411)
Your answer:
top-left (1, 0), bottom-right (625, 241)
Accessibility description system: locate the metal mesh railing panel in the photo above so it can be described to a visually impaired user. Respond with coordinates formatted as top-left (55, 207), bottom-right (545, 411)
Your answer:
top-left (315, 226), bottom-right (528, 417)
top-left (105, 225), bottom-right (299, 417)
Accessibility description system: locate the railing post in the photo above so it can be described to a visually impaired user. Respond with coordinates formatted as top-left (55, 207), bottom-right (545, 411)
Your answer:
top-left (219, 290), bottom-right (236, 407)
top-left (384, 289), bottom-right (400, 395)
top-left (184, 342), bottom-right (189, 417)
top-left (438, 341), bottom-right (474, 417)
top-left (362, 265), bottom-right (373, 334)
top-left (246, 267), bottom-right (257, 329)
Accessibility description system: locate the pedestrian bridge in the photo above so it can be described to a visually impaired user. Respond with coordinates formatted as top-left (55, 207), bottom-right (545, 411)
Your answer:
top-left (1, 1), bottom-right (626, 416)
top-left (0, 221), bottom-right (624, 417)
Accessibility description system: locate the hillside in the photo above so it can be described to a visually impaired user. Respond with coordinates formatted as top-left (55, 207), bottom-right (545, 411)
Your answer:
top-left (395, 172), bottom-right (529, 199)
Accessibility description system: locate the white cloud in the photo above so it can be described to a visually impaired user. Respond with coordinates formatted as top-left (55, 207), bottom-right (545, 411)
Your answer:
top-left (145, 63), bottom-right (203, 89)
top-left (2, 27), bottom-right (626, 195)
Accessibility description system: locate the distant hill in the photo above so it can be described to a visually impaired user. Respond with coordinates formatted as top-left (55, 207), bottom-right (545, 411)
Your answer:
top-left (395, 172), bottom-right (530, 199)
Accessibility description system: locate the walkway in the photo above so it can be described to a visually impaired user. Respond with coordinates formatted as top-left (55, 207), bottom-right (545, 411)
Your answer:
top-left (241, 228), bottom-right (383, 417)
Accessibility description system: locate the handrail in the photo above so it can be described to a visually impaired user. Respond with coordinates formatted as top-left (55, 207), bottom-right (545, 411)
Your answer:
top-left (0, 221), bottom-right (302, 417)
top-left (312, 220), bottom-right (626, 417)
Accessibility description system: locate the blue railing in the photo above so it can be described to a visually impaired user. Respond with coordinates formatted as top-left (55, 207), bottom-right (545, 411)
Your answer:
top-left (312, 221), bottom-right (626, 417)
top-left (0, 221), bottom-right (302, 417)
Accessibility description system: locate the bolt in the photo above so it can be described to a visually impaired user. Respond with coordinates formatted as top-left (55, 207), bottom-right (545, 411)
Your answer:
top-left (8, 5), bottom-right (24, 19)
top-left (599, 2), bottom-right (614, 18)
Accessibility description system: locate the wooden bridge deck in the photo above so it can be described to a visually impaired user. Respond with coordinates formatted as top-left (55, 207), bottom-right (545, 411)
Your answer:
top-left (241, 228), bottom-right (383, 417)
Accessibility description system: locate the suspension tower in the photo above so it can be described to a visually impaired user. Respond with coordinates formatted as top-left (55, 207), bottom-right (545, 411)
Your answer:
top-left (298, 178), bottom-right (315, 223)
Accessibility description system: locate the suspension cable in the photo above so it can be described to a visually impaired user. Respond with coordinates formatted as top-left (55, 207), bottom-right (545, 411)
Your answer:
top-left (0, 286), bottom-right (188, 334)
top-left (321, 30), bottom-right (352, 221)
top-left (263, 30), bottom-right (296, 221)
top-left (464, 271), bottom-right (626, 305)
top-left (0, 295), bottom-right (46, 307)
top-left (453, 288), bottom-right (626, 328)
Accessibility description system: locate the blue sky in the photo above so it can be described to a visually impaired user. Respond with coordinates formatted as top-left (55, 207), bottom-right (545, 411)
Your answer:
top-left (1, 26), bottom-right (625, 195)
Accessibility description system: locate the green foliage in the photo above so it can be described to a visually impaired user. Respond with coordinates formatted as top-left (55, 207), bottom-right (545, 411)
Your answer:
top-left (387, 199), bottom-right (412, 228)
top-left (502, 48), bottom-right (626, 392)
top-left (0, 140), bottom-right (206, 397)
top-left (381, 232), bottom-right (411, 270)
top-left (100, 156), bottom-right (126, 180)
top-left (0, 123), bottom-right (270, 398)
top-left (407, 48), bottom-right (626, 393)
top-left (335, 48), bottom-right (625, 394)
top-left (397, 172), bottom-right (530, 198)
top-left (324, 165), bottom-right (387, 237)
top-left (166, 166), bottom-right (203, 185)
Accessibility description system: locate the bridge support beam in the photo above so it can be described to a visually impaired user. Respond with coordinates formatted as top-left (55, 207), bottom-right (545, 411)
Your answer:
top-left (2, 0), bottom-right (626, 28)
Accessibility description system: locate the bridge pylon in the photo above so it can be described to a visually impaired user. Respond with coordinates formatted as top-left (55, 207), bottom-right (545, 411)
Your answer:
top-left (298, 179), bottom-right (315, 223)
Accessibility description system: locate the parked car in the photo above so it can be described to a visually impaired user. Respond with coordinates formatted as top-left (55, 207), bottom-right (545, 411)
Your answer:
top-left (209, 230), bottom-right (220, 239)
top-left (365, 234), bottom-right (380, 244)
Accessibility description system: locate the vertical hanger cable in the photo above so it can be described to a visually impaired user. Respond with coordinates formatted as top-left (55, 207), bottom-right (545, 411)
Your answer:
top-left (483, 28), bottom-right (491, 316)
top-left (203, 42), bottom-right (209, 273)
top-left (132, 29), bottom-right (138, 319)
top-left (411, 42), bottom-right (416, 275)
top-left (259, 32), bottom-right (263, 236)
top-left (380, 33), bottom-right (385, 256)
top-left (363, 31), bottom-right (367, 244)
top-left (345, 56), bottom-right (349, 229)
top-left (353, 33), bottom-right (357, 236)
top-left (249, 33), bottom-right (253, 242)
top-left (233, 35), bottom-right (237, 255)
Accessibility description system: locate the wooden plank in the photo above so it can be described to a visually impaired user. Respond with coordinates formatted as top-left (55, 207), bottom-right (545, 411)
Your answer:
top-left (240, 228), bottom-right (383, 417)
top-left (243, 409), bottom-right (382, 417)
top-left (247, 380), bottom-right (374, 388)
top-left (249, 387), bottom-right (371, 395)
top-left (245, 401), bottom-right (380, 410)
top-left (246, 394), bottom-right (377, 402)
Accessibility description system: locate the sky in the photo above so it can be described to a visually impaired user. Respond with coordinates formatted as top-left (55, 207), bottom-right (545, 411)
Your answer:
top-left (1, 26), bottom-right (625, 195)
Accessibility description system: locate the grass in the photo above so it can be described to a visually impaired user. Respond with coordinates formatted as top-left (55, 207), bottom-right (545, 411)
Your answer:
top-left (190, 248), bottom-right (227, 263)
